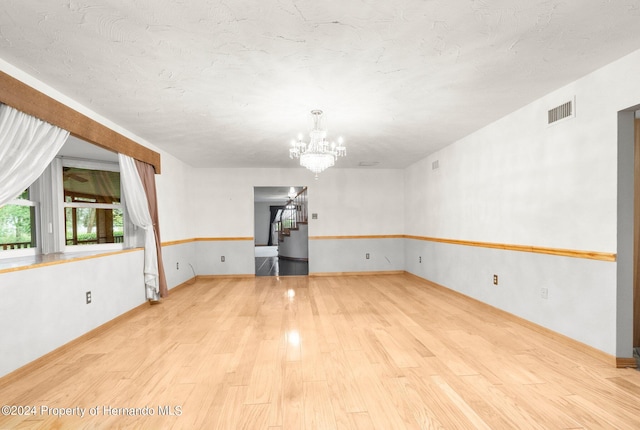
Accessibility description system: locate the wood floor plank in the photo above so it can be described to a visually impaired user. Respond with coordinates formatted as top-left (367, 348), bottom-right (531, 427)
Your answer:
top-left (429, 375), bottom-right (493, 429)
top-left (405, 326), bottom-right (479, 376)
top-left (389, 375), bottom-right (446, 430)
top-left (322, 347), bottom-right (368, 414)
top-left (1, 273), bottom-right (640, 429)
top-left (236, 403), bottom-right (269, 430)
top-left (244, 340), bottom-right (280, 405)
top-left (345, 411), bottom-right (376, 430)
top-left (453, 373), bottom-right (550, 430)
top-left (282, 361), bottom-right (304, 430)
top-left (372, 326), bottom-right (421, 368)
top-left (300, 329), bottom-right (328, 382)
top-left (345, 349), bottom-right (412, 429)
top-left (303, 380), bottom-right (338, 430)
top-left (560, 393), bottom-right (640, 430)
top-left (214, 385), bottom-right (247, 430)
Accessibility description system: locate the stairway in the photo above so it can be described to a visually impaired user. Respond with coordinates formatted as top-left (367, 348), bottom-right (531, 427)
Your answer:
top-left (275, 187), bottom-right (308, 261)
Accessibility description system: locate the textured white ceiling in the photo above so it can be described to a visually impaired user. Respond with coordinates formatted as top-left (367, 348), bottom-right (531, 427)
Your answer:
top-left (2, 0), bottom-right (640, 169)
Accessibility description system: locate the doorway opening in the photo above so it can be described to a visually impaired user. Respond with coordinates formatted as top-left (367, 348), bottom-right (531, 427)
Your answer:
top-left (619, 108), bottom-right (640, 365)
top-left (254, 186), bottom-right (308, 276)
top-left (634, 116), bottom-right (640, 358)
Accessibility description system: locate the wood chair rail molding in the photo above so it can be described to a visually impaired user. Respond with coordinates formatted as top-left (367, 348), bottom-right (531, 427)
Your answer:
top-left (0, 248), bottom-right (142, 275)
top-left (0, 70), bottom-right (161, 173)
top-left (405, 235), bottom-right (616, 262)
top-left (308, 234), bottom-right (615, 262)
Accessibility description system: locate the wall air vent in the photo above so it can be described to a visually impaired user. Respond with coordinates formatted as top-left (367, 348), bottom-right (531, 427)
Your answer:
top-left (548, 98), bottom-right (575, 125)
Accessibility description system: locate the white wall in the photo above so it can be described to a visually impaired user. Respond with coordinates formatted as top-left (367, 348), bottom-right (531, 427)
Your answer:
top-left (161, 242), bottom-right (199, 288)
top-left (405, 239), bottom-right (617, 354)
top-left (0, 147), bottom-right (197, 379)
top-left (185, 167), bottom-right (406, 274)
top-left (0, 179), bottom-right (195, 380)
top-left (405, 48), bottom-right (640, 357)
top-left (253, 201), bottom-right (272, 246)
top-left (307, 168), bottom-right (404, 236)
top-left (0, 251), bottom-right (146, 377)
top-left (405, 91), bottom-right (617, 251)
top-left (155, 151), bottom-right (192, 242)
top-left (0, 60), bottom-right (200, 379)
top-left (154, 151), bottom-right (200, 288)
top-left (5, 45), bottom-right (640, 380)
top-left (406, 49), bottom-right (640, 252)
top-left (312, 237), bottom-right (404, 273)
top-left (188, 167), bottom-right (405, 238)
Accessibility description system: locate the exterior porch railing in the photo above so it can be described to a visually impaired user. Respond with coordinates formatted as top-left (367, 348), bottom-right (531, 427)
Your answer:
top-left (1, 241), bottom-right (33, 251)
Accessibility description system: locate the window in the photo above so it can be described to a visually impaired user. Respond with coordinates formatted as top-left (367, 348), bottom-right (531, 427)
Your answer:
top-left (0, 140), bottom-right (126, 260)
top-left (0, 189), bottom-right (37, 253)
top-left (62, 163), bottom-right (123, 248)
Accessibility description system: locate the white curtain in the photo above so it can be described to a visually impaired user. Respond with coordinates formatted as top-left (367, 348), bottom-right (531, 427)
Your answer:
top-left (0, 104), bottom-right (69, 207)
top-left (36, 158), bottom-right (65, 254)
top-left (122, 187), bottom-right (145, 250)
top-left (118, 153), bottom-right (160, 301)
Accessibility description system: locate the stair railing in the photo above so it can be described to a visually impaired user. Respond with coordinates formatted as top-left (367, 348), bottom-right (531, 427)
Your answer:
top-left (277, 187), bottom-right (308, 243)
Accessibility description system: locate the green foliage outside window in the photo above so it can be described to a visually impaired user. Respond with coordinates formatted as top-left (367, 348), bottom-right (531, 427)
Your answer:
top-left (65, 207), bottom-right (124, 244)
top-left (0, 204), bottom-right (35, 247)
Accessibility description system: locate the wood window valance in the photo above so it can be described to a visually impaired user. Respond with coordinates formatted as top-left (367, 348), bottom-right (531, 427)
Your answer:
top-left (0, 71), bottom-right (161, 173)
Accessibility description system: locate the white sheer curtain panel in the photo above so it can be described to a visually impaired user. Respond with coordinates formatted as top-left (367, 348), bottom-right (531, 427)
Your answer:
top-left (122, 188), bottom-right (144, 250)
top-left (118, 153), bottom-right (160, 301)
top-left (0, 104), bottom-right (69, 207)
top-left (36, 158), bottom-right (65, 254)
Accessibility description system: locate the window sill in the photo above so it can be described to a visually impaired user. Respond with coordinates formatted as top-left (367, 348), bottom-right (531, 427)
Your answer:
top-left (0, 248), bottom-right (142, 275)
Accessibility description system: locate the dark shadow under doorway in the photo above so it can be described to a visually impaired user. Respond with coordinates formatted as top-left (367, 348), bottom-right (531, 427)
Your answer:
top-left (255, 245), bottom-right (308, 276)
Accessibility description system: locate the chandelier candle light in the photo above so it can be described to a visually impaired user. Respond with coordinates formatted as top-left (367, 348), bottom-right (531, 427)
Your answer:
top-left (289, 110), bottom-right (346, 178)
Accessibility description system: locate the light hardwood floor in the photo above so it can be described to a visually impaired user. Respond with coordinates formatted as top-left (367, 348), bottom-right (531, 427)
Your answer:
top-left (1, 274), bottom-right (640, 429)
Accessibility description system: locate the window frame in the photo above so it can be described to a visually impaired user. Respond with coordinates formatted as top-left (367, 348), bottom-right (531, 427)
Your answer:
top-left (61, 158), bottom-right (124, 254)
top-left (0, 190), bottom-right (39, 258)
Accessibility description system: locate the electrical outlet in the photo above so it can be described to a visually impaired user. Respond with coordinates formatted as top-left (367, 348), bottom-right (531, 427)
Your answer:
top-left (493, 274), bottom-right (498, 285)
top-left (419, 256), bottom-right (422, 263)
top-left (86, 291), bottom-right (92, 304)
top-left (366, 253), bottom-right (370, 259)
top-left (176, 262), bottom-right (179, 270)
top-left (541, 288), bottom-right (548, 299)
top-left (221, 256), bottom-right (225, 262)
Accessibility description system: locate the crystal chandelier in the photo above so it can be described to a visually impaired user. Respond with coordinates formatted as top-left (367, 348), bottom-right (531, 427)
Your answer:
top-left (289, 110), bottom-right (346, 178)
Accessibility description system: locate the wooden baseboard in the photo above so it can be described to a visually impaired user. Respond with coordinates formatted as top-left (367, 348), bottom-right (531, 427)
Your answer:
top-left (196, 274), bottom-right (256, 279)
top-left (0, 301), bottom-right (151, 389)
top-left (167, 276), bottom-right (197, 295)
top-left (403, 272), bottom-right (618, 367)
top-left (616, 357), bottom-right (638, 368)
top-left (310, 270), bottom-right (405, 277)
